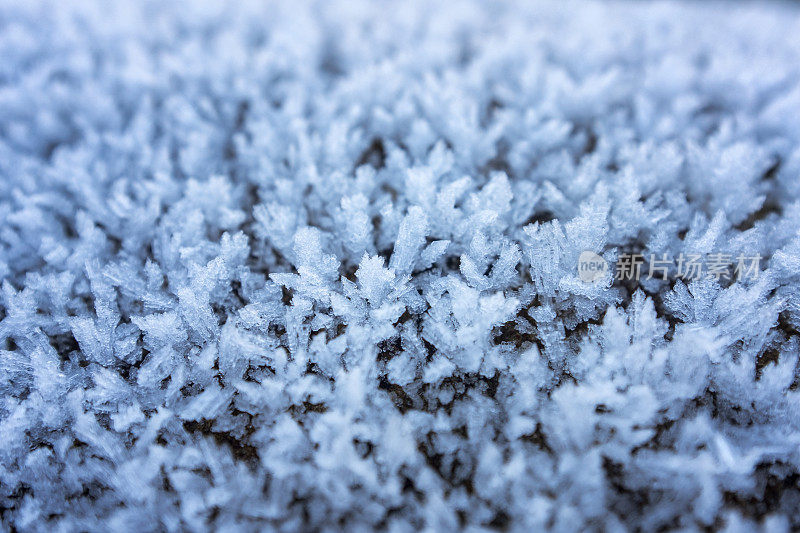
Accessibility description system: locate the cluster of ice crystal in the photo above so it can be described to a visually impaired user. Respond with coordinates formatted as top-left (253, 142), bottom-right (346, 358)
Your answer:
top-left (2, 0), bottom-right (800, 530)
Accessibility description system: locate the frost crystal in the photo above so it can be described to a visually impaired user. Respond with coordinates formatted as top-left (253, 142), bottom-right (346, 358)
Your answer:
top-left (1, 0), bottom-right (800, 530)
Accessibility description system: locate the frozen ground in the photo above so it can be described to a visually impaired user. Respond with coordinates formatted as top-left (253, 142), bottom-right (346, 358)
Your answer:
top-left (2, 0), bottom-right (800, 530)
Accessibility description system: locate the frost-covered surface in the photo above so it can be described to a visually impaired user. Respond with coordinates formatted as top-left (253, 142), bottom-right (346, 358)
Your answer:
top-left (2, 0), bottom-right (800, 530)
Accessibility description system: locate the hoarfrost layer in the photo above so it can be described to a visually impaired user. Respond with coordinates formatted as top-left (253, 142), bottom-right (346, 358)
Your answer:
top-left (2, 0), bottom-right (800, 530)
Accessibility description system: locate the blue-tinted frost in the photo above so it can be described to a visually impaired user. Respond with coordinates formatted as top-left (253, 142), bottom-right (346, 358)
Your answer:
top-left (1, 0), bottom-right (800, 530)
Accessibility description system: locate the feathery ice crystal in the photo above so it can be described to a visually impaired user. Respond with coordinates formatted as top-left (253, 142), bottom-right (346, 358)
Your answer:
top-left (2, 1), bottom-right (800, 530)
